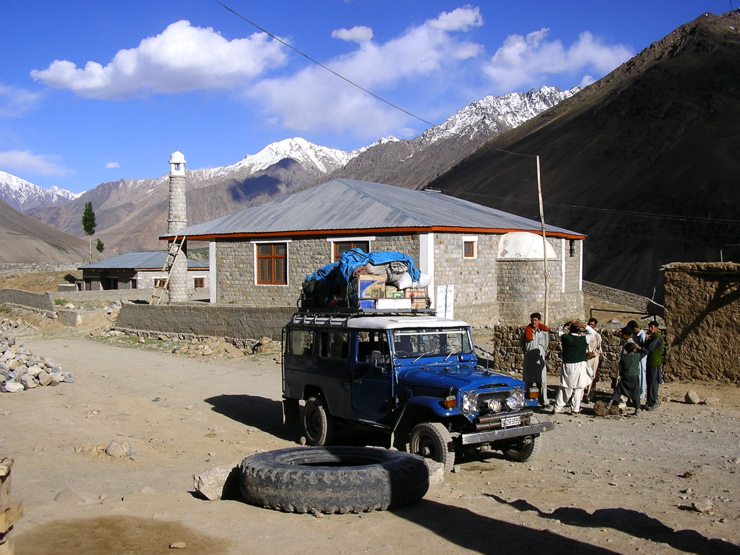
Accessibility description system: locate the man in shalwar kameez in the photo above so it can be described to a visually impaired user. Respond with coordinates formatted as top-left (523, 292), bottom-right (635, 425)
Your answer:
top-left (553, 321), bottom-right (595, 414)
top-left (520, 312), bottom-right (550, 406)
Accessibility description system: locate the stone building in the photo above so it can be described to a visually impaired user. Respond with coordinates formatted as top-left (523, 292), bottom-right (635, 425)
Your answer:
top-left (79, 251), bottom-right (209, 292)
top-left (163, 179), bottom-right (586, 325)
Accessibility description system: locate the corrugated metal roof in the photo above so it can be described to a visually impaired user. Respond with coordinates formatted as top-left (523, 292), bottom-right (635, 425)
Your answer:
top-left (80, 251), bottom-right (208, 270)
top-left (162, 179), bottom-right (583, 238)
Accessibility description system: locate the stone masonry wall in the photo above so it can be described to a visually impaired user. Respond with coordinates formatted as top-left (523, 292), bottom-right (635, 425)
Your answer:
top-left (433, 233), bottom-right (500, 326)
top-left (115, 303), bottom-right (296, 342)
top-left (216, 234), bottom-right (421, 307)
top-left (663, 262), bottom-right (739, 382)
top-left (488, 325), bottom-right (628, 383)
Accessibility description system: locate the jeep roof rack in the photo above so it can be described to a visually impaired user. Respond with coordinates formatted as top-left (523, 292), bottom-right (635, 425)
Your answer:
top-left (290, 307), bottom-right (437, 327)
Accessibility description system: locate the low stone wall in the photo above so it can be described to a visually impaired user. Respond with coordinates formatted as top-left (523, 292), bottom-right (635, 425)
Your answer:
top-left (583, 281), bottom-right (652, 311)
top-left (663, 262), bottom-right (739, 382)
top-left (114, 303), bottom-right (296, 343)
top-left (488, 325), bottom-right (626, 382)
top-left (53, 288), bottom-right (158, 303)
top-left (0, 289), bottom-right (55, 315)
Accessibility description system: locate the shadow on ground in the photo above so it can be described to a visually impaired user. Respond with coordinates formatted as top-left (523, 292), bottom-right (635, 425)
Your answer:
top-left (488, 495), bottom-right (739, 555)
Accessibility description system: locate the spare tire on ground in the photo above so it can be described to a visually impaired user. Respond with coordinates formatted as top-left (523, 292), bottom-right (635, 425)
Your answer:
top-left (240, 446), bottom-right (429, 514)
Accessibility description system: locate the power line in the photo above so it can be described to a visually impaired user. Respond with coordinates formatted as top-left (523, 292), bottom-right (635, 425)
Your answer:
top-left (439, 188), bottom-right (740, 225)
top-left (213, 0), bottom-right (435, 126)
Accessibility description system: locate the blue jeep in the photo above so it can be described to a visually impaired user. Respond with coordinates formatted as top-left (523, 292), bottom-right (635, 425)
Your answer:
top-left (282, 310), bottom-right (553, 471)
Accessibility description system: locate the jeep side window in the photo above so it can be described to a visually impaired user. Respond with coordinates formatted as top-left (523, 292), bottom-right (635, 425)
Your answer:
top-left (288, 329), bottom-right (314, 357)
top-left (357, 331), bottom-right (389, 362)
top-left (319, 331), bottom-right (349, 360)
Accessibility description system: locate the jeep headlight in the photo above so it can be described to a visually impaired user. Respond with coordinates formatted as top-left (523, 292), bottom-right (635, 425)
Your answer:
top-left (486, 398), bottom-right (502, 413)
top-left (506, 389), bottom-right (525, 410)
top-left (461, 391), bottom-right (478, 414)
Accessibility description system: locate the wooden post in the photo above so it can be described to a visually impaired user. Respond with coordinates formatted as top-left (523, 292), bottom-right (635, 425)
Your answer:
top-left (0, 458), bottom-right (23, 555)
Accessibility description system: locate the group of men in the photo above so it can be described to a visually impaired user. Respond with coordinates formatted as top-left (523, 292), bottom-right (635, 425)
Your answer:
top-left (520, 313), bottom-right (664, 415)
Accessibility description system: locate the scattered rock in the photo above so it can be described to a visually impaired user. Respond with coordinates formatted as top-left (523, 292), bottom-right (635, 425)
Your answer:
top-left (685, 390), bottom-right (701, 404)
top-left (0, 333), bottom-right (74, 392)
top-left (692, 499), bottom-right (714, 513)
top-left (169, 542), bottom-right (187, 549)
top-left (593, 401), bottom-right (609, 417)
top-left (105, 440), bottom-right (133, 458)
top-left (193, 464), bottom-right (241, 500)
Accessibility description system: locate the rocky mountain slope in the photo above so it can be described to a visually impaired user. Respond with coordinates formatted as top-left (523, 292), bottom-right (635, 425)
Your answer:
top-left (0, 171), bottom-right (80, 212)
top-left (322, 86), bottom-right (577, 189)
top-left (24, 88), bottom-right (573, 254)
top-left (26, 138), bottom-right (354, 253)
top-left (0, 197), bottom-right (86, 264)
top-left (427, 10), bottom-right (740, 299)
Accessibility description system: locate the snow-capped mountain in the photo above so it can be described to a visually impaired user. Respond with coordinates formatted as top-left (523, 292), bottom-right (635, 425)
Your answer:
top-left (187, 137), bottom-right (356, 183)
top-left (323, 85), bottom-right (578, 189)
top-left (0, 170), bottom-right (81, 211)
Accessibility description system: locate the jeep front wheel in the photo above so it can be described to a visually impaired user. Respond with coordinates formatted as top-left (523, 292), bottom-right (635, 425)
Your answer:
top-left (408, 421), bottom-right (454, 472)
top-left (303, 396), bottom-right (335, 446)
top-left (502, 435), bottom-right (540, 462)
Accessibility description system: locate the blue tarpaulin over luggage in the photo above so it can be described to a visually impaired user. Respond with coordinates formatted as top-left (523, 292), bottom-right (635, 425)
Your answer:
top-left (303, 248), bottom-right (421, 305)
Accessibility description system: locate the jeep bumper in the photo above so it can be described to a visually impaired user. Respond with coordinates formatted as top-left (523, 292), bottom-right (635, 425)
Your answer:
top-left (460, 420), bottom-right (554, 445)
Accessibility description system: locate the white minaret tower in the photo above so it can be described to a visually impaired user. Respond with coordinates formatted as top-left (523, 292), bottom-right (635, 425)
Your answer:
top-left (167, 150), bottom-right (188, 303)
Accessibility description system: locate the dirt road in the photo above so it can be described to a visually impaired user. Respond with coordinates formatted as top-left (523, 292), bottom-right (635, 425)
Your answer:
top-left (2, 328), bottom-right (739, 554)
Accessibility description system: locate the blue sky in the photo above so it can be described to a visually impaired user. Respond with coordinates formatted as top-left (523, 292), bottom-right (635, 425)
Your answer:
top-left (0, 0), bottom-right (732, 193)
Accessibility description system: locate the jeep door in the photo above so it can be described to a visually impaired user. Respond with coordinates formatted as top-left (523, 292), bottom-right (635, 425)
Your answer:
top-left (351, 330), bottom-right (394, 422)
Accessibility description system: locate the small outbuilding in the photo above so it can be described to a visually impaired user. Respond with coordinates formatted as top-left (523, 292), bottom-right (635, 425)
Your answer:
top-left (79, 251), bottom-right (209, 292)
top-left (163, 179), bottom-right (586, 325)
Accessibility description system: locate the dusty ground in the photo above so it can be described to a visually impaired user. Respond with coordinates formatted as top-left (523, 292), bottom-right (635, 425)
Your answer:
top-left (1, 308), bottom-right (739, 555)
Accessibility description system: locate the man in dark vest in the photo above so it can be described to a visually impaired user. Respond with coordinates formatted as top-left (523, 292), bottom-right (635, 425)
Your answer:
top-left (644, 321), bottom-right (665, 410)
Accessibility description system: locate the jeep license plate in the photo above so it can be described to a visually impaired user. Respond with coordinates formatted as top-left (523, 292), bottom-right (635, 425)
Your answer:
top-left (500, 415), bottom-right (521, 428)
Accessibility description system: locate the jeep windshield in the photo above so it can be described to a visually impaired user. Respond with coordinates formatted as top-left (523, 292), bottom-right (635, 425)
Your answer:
top-left (391, 327), bottom-right (473, 359)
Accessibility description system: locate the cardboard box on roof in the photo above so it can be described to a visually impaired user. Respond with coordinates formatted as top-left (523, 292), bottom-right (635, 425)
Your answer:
top-left (350, 275), bottom-right (386, 299)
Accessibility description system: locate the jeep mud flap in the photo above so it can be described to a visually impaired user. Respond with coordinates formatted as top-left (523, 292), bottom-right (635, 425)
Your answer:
top-left (460, 421), bottom-right (554, 445)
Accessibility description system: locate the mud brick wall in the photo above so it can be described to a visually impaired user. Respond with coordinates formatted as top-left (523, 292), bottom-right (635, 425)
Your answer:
top-left (115, 303), bottom-right (296, 341)
top-left (663, 262), bottom-right (740, 382)
top-left (0, 289), bottom-right (55, 314)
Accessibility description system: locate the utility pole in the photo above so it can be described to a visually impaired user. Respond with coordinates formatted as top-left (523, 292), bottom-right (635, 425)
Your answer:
top-left (536, 155), bottom-right (549, 325)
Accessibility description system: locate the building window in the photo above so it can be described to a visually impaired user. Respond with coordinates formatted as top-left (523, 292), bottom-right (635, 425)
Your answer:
top-left (569, 239), bottom-right (576, 257)
top-left (463, 236), bottom-right (478, 259)
top-left (333, 240), bottom-right (370, 261)
top-left (256, 243), bottom-right (288, 285)
top-left (154, 278), bottom-right (167, 288)
top-left (193, 277), bottom-right (205, 288)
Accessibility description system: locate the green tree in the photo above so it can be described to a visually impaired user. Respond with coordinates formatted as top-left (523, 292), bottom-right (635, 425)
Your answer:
top-left (96, 238), bottom-right (105, 254)
top-left (81, 201), bottom-right (97, 262)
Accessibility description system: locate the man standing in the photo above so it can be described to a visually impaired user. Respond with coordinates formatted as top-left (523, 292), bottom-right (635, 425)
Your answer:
top-left (628, 320), bottom-right (648, 403)
top-left (553, 321), bottom-right (592, 415)
top-left (520, 312), bottom-right (550, 407)
top-left (644, 321), bottom-right (665, 410)
top-left (584, 317), bottom-right (603, 402)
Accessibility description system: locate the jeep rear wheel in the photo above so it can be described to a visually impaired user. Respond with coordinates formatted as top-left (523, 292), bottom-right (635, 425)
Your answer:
top-left (303, 396), bottom-right (334, 446)
top-left (502, 435), bottom-right (540, 462)
top-left (408, 421), bottom-right (454, 472)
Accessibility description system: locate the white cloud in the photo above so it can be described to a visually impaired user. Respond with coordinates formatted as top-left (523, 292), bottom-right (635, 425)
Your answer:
top-left (30, 20), bottom-right (288, 99)
top-left (332, 26), bottom-right (373, 44)
top-left (0, 84), bottom-right (42, 118)
top-left (483, 28), bottom-right (633, 93)
top-left (106, 162), bottom-right (120, 169)
top-left (0, 150), bottom-right (74, 177)
top-left (251, 6), bottom-right (484, 139)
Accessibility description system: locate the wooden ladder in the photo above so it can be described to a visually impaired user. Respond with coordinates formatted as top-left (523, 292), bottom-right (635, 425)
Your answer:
top-left (151, 235), bottom-right (185, 305)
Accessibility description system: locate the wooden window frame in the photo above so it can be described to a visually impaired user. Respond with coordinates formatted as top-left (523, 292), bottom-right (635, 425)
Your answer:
top-left (463, 236), bottom-right (478, 259)
top-left (254, 242), bottom-right (289, 285)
